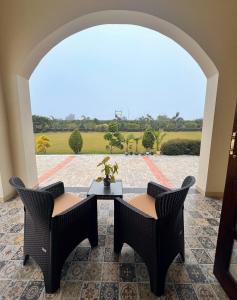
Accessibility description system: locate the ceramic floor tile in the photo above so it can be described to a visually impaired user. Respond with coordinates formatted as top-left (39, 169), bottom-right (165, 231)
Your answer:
top-left (0, 156), bottom-right (227, 299)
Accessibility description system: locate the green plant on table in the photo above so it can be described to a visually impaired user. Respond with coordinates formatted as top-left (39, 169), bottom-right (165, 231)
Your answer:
top-left (96, 156), bottom-right (119, 184)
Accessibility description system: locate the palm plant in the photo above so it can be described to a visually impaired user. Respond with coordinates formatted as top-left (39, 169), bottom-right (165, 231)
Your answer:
top-left (133, 136), bottom-right (141, 153)
top-left (154, 130), bottom-right (166, 152)
top-left (124, 134), bottom-right (134, 153)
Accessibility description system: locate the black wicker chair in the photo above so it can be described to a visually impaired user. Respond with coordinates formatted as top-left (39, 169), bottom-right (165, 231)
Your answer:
top-left (114, 176), bottom-right (195, 296)
top-left (9, 177), bottom-right (98, 293)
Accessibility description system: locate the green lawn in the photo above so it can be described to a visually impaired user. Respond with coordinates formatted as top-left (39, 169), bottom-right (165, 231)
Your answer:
top-left (35, 131), bottom-right (202, 154)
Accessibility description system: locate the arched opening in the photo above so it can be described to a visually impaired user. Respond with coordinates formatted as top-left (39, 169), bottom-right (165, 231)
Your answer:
top-left (13, 10), bottom-right (220, 198)
top-left (29, 24), bottom-right (208, 189)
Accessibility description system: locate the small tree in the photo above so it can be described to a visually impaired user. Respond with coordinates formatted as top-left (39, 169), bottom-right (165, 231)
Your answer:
top-left (124, 134), bottom-right (134, 152)
top-left (133, 136), bottom-right (141, 153)
top-left (104, 121), bottom-right (124, 153)
top-left (154, 130), bottom-right (166, 151)
top-left (142, 128), bottom-right (155, 151)
top-left (69, 129), bottom-right (83, 154)
top-left (36, 135), bottom-right (51, 154)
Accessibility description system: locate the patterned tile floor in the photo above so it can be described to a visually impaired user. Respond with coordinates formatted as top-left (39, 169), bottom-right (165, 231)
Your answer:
top-left (0, 191), bottom-right (231, 299)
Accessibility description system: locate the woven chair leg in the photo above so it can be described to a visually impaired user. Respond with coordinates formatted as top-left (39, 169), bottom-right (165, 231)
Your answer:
top-left (180, 244), bottom-right (185, 262)
top-left (43, 266), bottom-right (61, 294)
top-left (148, 263), bottom-right (167, 297)
top-left (114, 213), bottom-right (123, 253)
top-left (114, 239), bottom-right (123, 254)
top-left (23, 254), bottom-right (29, 266)
top-left (89, 234), bottom-right (98, 248)
top-left (179, 216), bottom-right (185, 262)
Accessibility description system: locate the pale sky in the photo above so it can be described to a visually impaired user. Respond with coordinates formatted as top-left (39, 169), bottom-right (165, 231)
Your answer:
top-left (30, 24), bottom-right (207, 120)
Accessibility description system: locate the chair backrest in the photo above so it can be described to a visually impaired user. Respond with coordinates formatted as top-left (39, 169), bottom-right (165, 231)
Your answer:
top-left (9, 176), bottom-right (54, 226)
top-left (155, 176), bottom-right (195, 219)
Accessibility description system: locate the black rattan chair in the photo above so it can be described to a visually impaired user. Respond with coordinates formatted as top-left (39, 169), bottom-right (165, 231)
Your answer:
top-left (114, 176), bottom-right (195, 296)
top-left (9, 177), bottom-right (98, 293)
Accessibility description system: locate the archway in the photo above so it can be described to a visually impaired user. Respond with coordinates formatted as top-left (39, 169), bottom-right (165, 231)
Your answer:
top-left (30, 23), bottom-right (208, 190)
top-left (2, 9), bottom-right (228, 200)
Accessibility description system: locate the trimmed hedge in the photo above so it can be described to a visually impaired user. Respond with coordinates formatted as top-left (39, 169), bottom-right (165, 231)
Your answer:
top-left (160, 139), bottom-right (200, 155)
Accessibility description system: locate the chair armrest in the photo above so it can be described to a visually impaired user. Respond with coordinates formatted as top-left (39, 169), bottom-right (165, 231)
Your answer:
top-left (53, 194), bottom-right (97, 218)
top-left (114, 197), bottom-right (154, 220)
top-left (40, 181), bottom-right (64, 199)
top-left (147, 181), bottom-right (171, 198)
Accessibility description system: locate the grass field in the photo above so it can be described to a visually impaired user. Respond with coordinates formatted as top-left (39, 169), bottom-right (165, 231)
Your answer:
top-left (35, 131), bottom-right (202, 154)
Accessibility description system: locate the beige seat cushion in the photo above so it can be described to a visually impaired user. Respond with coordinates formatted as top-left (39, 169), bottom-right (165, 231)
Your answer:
top-left (128, 193), bottom-right (158, 219)
top-left (53, 192), bottom-right (81, 217)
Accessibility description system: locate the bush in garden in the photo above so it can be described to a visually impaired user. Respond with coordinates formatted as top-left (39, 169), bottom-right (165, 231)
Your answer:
top-left (142, 128), bottom-right (155, 151)
top-left (68, 129), bottom-right (83, 154)
top-left (160, 139), bottom-right (200, 155)
top-left (36, 135), bottom-right (51, 154)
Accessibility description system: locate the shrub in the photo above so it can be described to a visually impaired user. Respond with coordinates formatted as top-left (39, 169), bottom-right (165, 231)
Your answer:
top-left (142, 128), bottom-right (155, 150)
top-left (160, 139), bottom-right (200, 155)
top-left (68, 129), bottom-right (83, 154)
top-left (36, 135), bottom-right (51, 154)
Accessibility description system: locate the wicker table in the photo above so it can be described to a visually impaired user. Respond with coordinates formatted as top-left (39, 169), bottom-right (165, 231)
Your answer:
top-left (87, 180), bottom-right (123, 199)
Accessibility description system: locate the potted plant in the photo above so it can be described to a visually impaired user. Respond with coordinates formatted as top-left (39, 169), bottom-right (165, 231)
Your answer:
top-left (96, 156), bottom-right (119, 187)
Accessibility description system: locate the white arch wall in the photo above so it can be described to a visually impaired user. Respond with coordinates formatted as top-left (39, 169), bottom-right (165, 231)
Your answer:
top-left (0, 1), bottom-right (237, 200)
top-left (21, 11), bottom-right (218, 78)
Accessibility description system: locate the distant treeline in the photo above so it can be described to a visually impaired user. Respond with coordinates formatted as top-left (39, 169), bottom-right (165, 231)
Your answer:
top-left (32, 113), bottom-right (202, 133)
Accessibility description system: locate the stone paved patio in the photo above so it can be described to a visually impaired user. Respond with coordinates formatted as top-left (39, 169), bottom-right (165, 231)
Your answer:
top-left (0, 155), bottom-right (230, 299)
top-left (36, 155), bottom-right (199, 189)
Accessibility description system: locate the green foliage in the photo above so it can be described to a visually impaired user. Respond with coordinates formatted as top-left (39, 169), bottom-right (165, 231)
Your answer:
top-left (33, 115), bottom-right (52, 132)
top-left (160, 139), bottom-right (201, 155)
top-left (34, 131), bottom-right (201, 154)
top-left (36, 135), bottom-right (51, 154)
top-left (33, 114), bottom-right (203, 134)
top-left (96, 156), bottom-right (119, 183)
top-left (104, 122), bottom-right (124, 153)
top-left (108, 121), bottom-right (119, 132)
top-left (124, 134), bottom-right (135, 152)
top-left (68, 129), bottom-right (83, 154)
top-left (142, 129), bottom-right (155, 150)
top-left (133, 136), bottom-right (141, 153)
top-left (154, 130), bottom-right (166, 151)
top-left (95, 124), bottom-right (109, 132)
